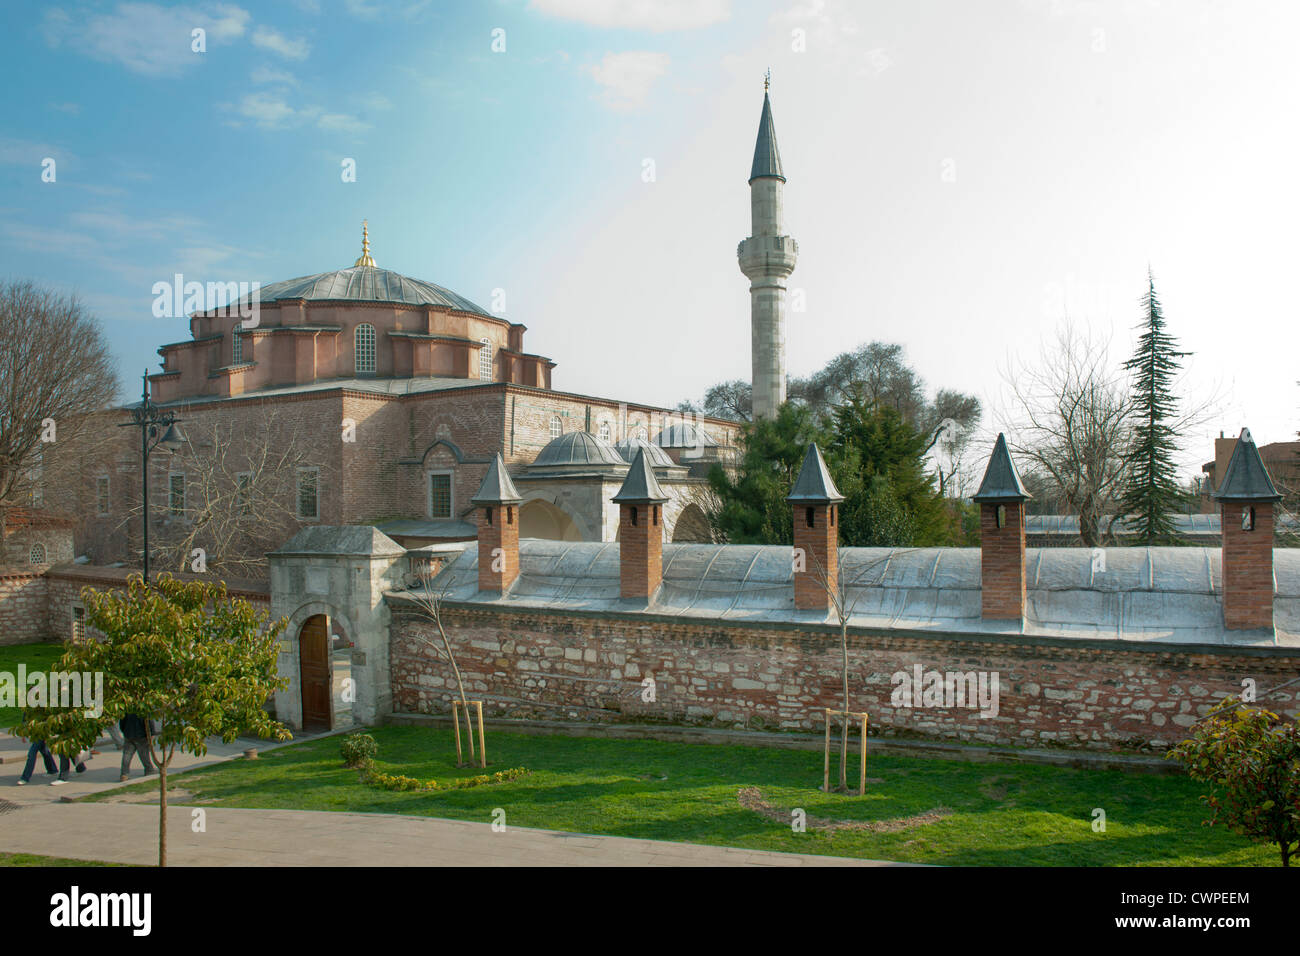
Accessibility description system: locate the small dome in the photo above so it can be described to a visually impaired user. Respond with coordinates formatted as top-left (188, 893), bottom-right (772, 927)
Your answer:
top-left (614, 436), bottom-right (677, 470)
top-left (531, 431), bottom-right (627, 470)
top-left (654, 422), bottom-right (719, 449)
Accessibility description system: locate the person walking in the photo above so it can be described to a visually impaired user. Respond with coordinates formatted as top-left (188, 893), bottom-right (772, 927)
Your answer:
top-left (50, 748), bottom-right (88, 786)
top-left (119, 713), bottom-right (155, 781)
top-left (16, 716), bottom-right (58, 786)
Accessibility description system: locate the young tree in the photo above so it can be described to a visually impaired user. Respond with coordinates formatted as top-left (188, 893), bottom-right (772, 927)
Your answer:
top-left (0, 280), bottom-right (120, 540)
top-left (405, 575), bottom-right (479, 765)
top-left (1117, 271), bottom-right (1191, 542)
top-left (1168, 697), bottom-right (1300, 867)
top-left (15, 575), bottom-right (289, 866)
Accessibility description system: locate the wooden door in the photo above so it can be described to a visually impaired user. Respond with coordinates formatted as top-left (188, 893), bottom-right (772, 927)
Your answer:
top-left (299, 615), bottom-right (331, 731)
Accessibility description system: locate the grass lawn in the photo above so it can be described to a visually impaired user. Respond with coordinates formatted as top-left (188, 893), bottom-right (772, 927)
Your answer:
top-left (82, 725), bottom-right (1278, 866)
top-left (0, 643), bottom-right (67, 731)
top-left (0, 852), bottom-right (127, 867)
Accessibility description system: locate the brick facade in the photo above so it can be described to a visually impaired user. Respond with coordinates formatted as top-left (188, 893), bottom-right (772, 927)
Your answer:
top-left (980, 501), bottom-right (1026, 620)
top-left (477, 505), bottom-right (520, 593)
top-left (793, 503), bottom-right (837, 611)
top-left (1221, 500), bottom-right (1276, 630)
top-left (618, 503), bottom-right (664, 600)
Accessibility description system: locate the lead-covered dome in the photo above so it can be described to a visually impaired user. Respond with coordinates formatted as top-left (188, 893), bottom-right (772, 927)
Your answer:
top-left (249, 265), bottom-right (492, 317)
top-left (614, 436), bottom-right (678, 470)
top-left (530, 431), bottom-right (628, 473)
top-left (654, 422), bottom-right (718, 449)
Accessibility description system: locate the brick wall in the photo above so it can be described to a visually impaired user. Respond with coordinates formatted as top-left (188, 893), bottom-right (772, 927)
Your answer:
top-left (980, 501), bottom-right (1026, 619)
top-left (793, 503), bottom-right (835, 611)
top-left (618, 503), bottom-right (663, 599)
top-left (388, 602), bottom-right (1300, 752)
top-left (1221, 501), bottom-right (1275, 630)
top-left (0, 572), bottom-right (51, 645)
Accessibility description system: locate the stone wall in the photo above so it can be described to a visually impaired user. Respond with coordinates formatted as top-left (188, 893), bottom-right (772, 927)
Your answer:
top-left (388, 601), bottom-right (1300, 752)
top-left (0, 572), bottom-right (51, 645)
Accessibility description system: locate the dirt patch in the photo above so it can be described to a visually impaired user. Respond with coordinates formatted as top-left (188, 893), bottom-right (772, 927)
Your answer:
top-left (737, 786), bottom-right (952, 833)
top-left (979, 775), bottom-right (1017, 805)
top-left (102, 787), bottom-right (193, 805)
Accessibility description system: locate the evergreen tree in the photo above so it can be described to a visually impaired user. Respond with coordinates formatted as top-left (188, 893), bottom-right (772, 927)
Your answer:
top-left (1118, 270), bottom-right (1190, 543)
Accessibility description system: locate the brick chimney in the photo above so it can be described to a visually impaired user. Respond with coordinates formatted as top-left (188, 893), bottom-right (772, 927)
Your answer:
top-left (612, 448), bottom-right (669, 600)
top-left (470, 453), bottom-right (524, 593)
top-left (973, 433), bottom-right (1032, 621)
top-left (1213, 427), bottom-right (1281, 631)
top-left (787, 443), bottom-right (844, 612)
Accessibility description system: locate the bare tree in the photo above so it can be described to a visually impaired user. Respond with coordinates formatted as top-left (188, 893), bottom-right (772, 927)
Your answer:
top-left (999, 324), bottom-right (1134, 547)
top-left (404, 570), bottom-right (479, 765)
top-left (142, 407), bottom-right (312, 579)
top-left (0, 281), bottom-right (119, 540)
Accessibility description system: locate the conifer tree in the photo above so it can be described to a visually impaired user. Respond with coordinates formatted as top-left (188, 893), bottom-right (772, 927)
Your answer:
top-left (1118, 270), bottom-right (1190, 543)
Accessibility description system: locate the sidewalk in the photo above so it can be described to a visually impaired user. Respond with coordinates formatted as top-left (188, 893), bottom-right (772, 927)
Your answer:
top-left (0, 803), bottom-right (901, 866)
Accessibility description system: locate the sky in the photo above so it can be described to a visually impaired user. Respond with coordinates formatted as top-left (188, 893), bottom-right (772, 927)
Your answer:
top-left (2, 0), bottom-right (1298, 480)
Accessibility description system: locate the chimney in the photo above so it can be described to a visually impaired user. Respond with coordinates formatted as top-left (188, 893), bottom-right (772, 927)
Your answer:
top-left (1213, 427), bottom-right (1281, 631)
top-left (973, 434), bottom-right (1032, 621)
top-left (787, 443), bottom-right (844, 612)
top-left (613, 448), bottom-right (669, 600)
top-left (470, 453), bottom-right (524, 593)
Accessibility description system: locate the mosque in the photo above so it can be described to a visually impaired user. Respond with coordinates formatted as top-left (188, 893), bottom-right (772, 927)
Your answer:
top-left (59, 88), bottom-right (801, 568)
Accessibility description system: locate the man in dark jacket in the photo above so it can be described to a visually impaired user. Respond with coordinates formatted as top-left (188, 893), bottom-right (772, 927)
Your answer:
top-left (119, 713), bottom-right (155, 781)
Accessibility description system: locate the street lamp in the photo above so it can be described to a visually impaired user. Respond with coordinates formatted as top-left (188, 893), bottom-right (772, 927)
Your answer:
top-left (119, 370), bottom-right (187, 583)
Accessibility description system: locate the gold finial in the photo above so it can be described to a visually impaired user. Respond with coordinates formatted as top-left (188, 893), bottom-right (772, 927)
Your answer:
top-left (764, 68), bottom-right (770, 92)
top-left (353, 219), bottom-right (376, 267)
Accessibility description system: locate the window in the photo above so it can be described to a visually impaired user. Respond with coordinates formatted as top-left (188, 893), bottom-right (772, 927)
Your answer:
top-left (96, 476), bottom-right (111, 516)
top-left (635, 426), bottom-right (648, 441)
top-left (598, 421), bottom-right (611, 442)
top-left (168, 473), bottom-right (186, 516)
top-left (236, 472), bottom-right (253, 516)
top-left (549, 417), bottom-right (562, 439)
top-left (479, 338), bottom-right (493, 381)
top-left (71, 606), bottom-right (85, 642)
top-left (29, 543), bottom-right (46, 565)
top-left (297, 468), bottom-right (319, 520)
top-left (354, 323), bottom-right (376, 375)
top-left (232, 327), bottom-right (243, 364)
top-left (1242, 506), bottom-right (1255, 531)
top-left (995, 504), bottom-right (1007, 529)
top-left (428, 472), bottom-right (452, 519)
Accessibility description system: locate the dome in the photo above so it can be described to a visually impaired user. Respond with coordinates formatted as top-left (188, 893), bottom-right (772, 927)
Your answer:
top-left (531, 431), bottom-right (628, 472)
top-left (244, 265), bottom-right (492, 317)
top-left (614, 436), bottom-right (678, 470)
top-left (654, 422), bottom-right (719, 449)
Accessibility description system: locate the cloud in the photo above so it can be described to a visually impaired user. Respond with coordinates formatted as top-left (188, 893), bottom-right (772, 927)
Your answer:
top-left (317, 112), bottom-right (370, 134)
top-left (42, 2), bottom-right (250, 76)
top-left (588, 51), bottom-right (669, 110)
top-left (530, 0), bottom-right (729, 31)
top-left (223, 93), bottom-right (368, 134)
top-left (0, 138), bottom-right (75, 168)
top-left (49, 102), bottom-right (81, 116)
top-left (251, 65), bottom-right (298, 86)
top-left (251, 26), bottom-right (310, 60)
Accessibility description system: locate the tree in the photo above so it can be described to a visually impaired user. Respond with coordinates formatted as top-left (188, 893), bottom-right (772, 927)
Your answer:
top-left (1168, 697), bottom-right (1300, 867)
top-left (14, 575), bottom-right (289, 866)
top-left (405, 574), bottom-right (480, 766)
top-left (0, 280), bottom-right (120, 540)
top-left (1000, 323), bottom-right (1134, 547)
top-left (1116, 271), bottom-right (1191, 543)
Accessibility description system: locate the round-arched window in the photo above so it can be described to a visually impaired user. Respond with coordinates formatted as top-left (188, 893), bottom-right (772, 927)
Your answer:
top-left (597, 421), bottom-right (611, 442)
top-left (549, 416), bottom-right (562, 439)
top-left (29, 543), bottom-right (46, 565)
top-left (354, 323), bottom-right (376, 375)
top-left (479, 338), bottom-right (493, 381)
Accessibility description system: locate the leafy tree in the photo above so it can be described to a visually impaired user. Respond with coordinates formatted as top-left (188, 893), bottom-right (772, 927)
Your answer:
top-left (1168, 697), bottom-right (1300, 867)
top-left (1117, 271), bottom-right (1191, 542)
top-left (14, 575), bottom-right (289, 866)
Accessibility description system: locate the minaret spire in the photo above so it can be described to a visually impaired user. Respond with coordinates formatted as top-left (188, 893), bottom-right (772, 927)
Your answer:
top-left (353, 219), bottom-right (376, 267)
top-left (738, 77), bottom-right (797, 420)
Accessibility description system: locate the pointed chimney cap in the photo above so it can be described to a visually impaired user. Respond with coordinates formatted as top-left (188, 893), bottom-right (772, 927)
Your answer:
top-left (470, 453), bottom-right (523, 506)
top-left (612, 448), bottom-right (669, 504)
top-left (748, 88), bottom-right (786, 184)
top-left (973, 433), bottom-right (1031, 502)
top-left (786, 443), bottom-right (844, 503)
top-left (1212, 428), bottom-right (1282, 501)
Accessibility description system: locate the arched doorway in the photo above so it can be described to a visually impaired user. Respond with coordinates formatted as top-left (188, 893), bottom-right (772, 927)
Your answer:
top-left (298, 614), bottom-right (331, 731)
top-left (672, 503), bottom-right (712, 543)
top-left (519, 499), bottom-right (583, 540)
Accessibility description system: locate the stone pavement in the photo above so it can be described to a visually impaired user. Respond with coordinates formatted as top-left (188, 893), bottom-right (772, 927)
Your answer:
top-left (0, 803), bottom-right (901, 866)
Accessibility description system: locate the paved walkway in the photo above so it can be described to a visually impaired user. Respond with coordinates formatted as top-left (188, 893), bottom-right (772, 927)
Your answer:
top-left (0, 803), bottom-right (898, 866)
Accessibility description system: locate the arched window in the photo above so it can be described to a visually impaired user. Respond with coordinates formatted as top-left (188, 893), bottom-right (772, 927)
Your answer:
top-left (479, 338), bottom-right (493, 381)
top-left (29, 543), bottom-right (46, 565)
top-left (231, 327), bottom-right (242, 364)
top-left (597, 421), bottom-right (611, 442)
top-left (549, 417), bottom-right (562, 439)
top-left (354, 323), bottom-right (376, 375)
top-left (636, 426), bottom-right (648, 440)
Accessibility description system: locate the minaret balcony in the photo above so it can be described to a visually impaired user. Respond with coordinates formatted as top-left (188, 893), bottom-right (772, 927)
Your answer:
top-left (737, 235), bottom-right (799, 278)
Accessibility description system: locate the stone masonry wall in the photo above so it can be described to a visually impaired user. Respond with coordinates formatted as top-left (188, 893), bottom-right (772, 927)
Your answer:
top-left (0, 572), bottom-right (51, 645)
top-left (389, 602), bottom-right (1300, 753)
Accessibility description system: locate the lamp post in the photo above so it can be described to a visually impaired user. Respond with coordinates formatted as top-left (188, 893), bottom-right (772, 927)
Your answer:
top-left (120, 371), bottom-right (186, 583)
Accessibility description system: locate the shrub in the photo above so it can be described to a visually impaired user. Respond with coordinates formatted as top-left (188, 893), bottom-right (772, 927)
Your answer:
top-left (341, 733), bottom-right (378, 769)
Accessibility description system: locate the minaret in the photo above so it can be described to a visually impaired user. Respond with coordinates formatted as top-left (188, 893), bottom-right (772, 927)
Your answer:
top-left (738, 73), bottom-right (798, 420)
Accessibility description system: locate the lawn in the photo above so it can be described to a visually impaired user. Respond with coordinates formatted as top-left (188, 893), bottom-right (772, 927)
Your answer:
top-left (0, 643), bottom-right (67, 731)
top-left (0, 852), bottom-right (126, 867)
top-left (81, 725), bottom-right (1278, 866)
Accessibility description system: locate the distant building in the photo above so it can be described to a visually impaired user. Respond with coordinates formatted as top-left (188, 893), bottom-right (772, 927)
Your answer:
top-left (1201, 432), bottom-right (1298, 513)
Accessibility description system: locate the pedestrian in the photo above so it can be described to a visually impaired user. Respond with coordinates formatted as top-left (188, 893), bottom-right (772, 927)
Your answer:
top-left (50, 748), bottom-right (88, 786)
top-left (118, 713), bottom-right (155, 781)
top-left (16, 711), bottom-right (59, 786)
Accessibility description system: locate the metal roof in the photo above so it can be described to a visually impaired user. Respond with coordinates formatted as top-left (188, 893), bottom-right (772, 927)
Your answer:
top-left (1213, 428), bottom-right (1283, 501)
top-left (240, 265), bottom-right (492, 317)
top-left (749, 91), bottom-right (786, 183)
top-left (271, 525), bottom-right (405, 557)
top-left (412, 541), bottom-right (1299, 647)
top-left (654, 422), bottom-right (719, 448)
top-left (530, 431), bottom-right (628, 471)
top-left (471, 453), bottom-right (524, 506)
top-left (973, 433), bottom-right (1031, 501)
top-left (786, 443), bottom-right (844, 503)
top-left (612, 448), bottom-right (669, 504)
top-left (614, 436), bottom-right (678, 470)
